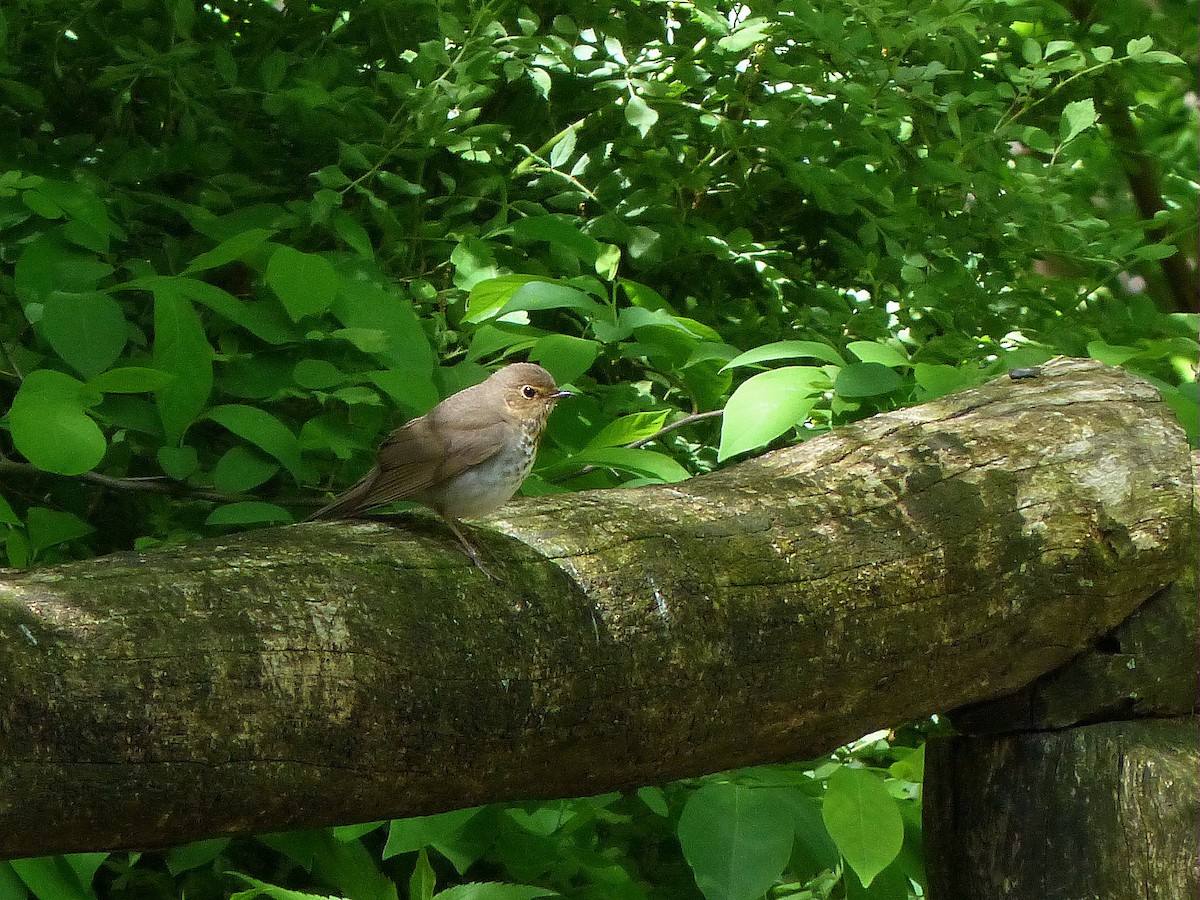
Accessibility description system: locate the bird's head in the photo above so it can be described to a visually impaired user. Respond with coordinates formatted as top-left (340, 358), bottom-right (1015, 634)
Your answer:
top-left (493, 363), bottom-right (573, 420)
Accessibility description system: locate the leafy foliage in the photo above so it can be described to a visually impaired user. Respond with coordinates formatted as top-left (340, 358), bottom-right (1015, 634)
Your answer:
top-left (0, 0), bottom-right (1195, 896)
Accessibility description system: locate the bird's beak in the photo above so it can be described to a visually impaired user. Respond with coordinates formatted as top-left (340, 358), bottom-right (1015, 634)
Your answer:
top-left (551, 389), bottom-right (573, 400)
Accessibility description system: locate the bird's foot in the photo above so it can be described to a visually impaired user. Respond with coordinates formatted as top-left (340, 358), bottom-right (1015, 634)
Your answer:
top-left (443, 517), bottom-right (500, 580)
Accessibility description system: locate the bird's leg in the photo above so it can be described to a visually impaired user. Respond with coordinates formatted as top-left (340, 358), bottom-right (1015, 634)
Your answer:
top-left (441, 516), bottom-right (498, 579)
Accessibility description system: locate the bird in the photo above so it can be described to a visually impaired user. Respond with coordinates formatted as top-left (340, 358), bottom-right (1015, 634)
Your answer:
top-left (309, 362), bottom-right (571, 573)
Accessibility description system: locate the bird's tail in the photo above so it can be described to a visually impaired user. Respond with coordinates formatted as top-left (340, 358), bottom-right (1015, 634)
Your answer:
top-left (306, 467), bottom-right (381, 521)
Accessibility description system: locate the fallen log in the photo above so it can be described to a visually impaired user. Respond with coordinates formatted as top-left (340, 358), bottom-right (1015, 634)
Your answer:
top-left (0, 358), bottom-right (1192, 856)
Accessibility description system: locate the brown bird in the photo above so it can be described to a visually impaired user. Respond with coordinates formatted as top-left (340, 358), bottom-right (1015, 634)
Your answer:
top-left (309, 362), bottom-right (571, 572)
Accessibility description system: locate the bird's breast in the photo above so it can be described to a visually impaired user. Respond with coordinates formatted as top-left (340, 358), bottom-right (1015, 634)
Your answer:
top-left (422, 430), bottom-right (539, 519)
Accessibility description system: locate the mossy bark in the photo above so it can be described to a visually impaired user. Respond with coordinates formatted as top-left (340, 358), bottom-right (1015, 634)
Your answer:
top-left (0, 358), bottom-right (1192, 856)
top-left (925, 718), bottom-right (1199, 899)
top-left (923, 442), bottom-right (1198, 899)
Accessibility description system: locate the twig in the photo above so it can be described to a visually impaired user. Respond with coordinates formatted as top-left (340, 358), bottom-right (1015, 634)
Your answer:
top-left (627, 409), bottom-right (724, 449)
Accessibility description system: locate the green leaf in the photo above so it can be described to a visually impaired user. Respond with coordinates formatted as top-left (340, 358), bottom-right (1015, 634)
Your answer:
top-left (528, 334), bottom-right (598, 384)
top-left (1156, 379), bottom-right (1198, 447)
top-left (888, 745), bottom-right (925, 783)
top-left (212, 446), bottom-right (281, 493)
top-left (585, 412), bottom-right (669, 449)
top-left (384, 809), bottom-right (482, 859)
top-left (1060, 98), bottom-right (1097, 144)
top-left (677, 782), bottom-right (795, 900)
top-left (120, 276), bottom-right (298, 345)
top-left (29, 180), bottom-right (122, 253)
top-left (834, 363), bottom-right (904, 399)
top-left (26, 507), bottom-right (94, 553)
top-left (1020, 126), bottom-right (1055, 154)
top-left (595, 243), bottom-right (621, 281)
top-left (0, 493), bottom-right (20, 526)
top-left (205, 502), bottom-right (295, 526)
top-left (377, 171), bottom-right (425, 196)
top-left (621, 279), bottom-right (675, 312)
top-left (1137, 49), bottom-right (1185, 65)
top-left (294, 359), bottom-right (348, 390)
top-left (267, 246), bottom-right (339, 320)
top-left (183, 228), bottom-right (274, 274)
top-left (331, 822), bottom-right (386, 843)
top-left (846, 341), bottom-right (909, 368)
top-left (434, 885), bottom-right (557, 900)
top-left (14, 234), bottom-right (114, 304)
top-left (303, 831), bottom-right (398, 900)
top-left (1131, 242), bottom-right (1178, 261)
top-left (722, 340), bottom-right (847, 370)
top-left (466, 324), bottom-right (539, 365)
top-left (450, 236), bottom-right (501, 290)
top-left (229, 872), bottom-right (344, 900)
top-left (622, 306), bottom-right (719, 340)
top-left (496, 281), bottom-right (601, 319)
top-left (1125, 35), bottom-right (1153, 57)
top-left (409, 848), bottom-right (436, 900)
top-left (507, 216), bottom-right (601, 265)
top-left (0, 861), bottom-right (31, 900)
top-left (783, 791), bottom-right (840, 878)
top-left (637, 786), bottom-right (670, 817)
top-left (301, 416), bottom-right (371, 460)
top-left (6, 530), bottom-right (30, 568)
top-left (464, 275), bottom-right (546, 323)
top-left (176, 279), bottom-right (297, 344)
top-left (40, 291), bottom-right (127, 378)
top-left (9, 856), bottom-right (98, 900)
top-left (912, 364), bottom-right (980, 401)
top-left (8, 370), bottom-right (107, 475)
top-left (206, 405), bottom-right (307, 482)
top-left (88, 367), bottom-right (175, 394)
top-left (821, 766), bottom-right (904, 888)
top-left (556, 447), bottom-right (690, 483)
top-left (368, 370), bottom-right (441, 417)
top-left (843, 861), bottom-right (913, 900)
top-left (1085, 341), bottom-right (1139, 366)
top-left (624, 95), bottom-right (658, 138)
top-left (23, 187), bottom-right (63, 219)
top-left (718, 367), bottom-right (827, 461)
top-left (717, 18), bottom-right (772, 52)
top-left (153, 287), bottom-right (214, 445)
top-left (158, 445), bottom-right (199, 480)
top-left (333, 328), bottom-right (391, 353)
top-left (330, 273), bottom-right (435, 374)
top-left (332, 210), bottom-right (374, 257)
top-left (165, 838), bottom-right (231, 875)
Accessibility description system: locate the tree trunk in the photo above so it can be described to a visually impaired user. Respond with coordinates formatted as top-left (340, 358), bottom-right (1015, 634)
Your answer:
top-left (923, 450), bottom-right (1198, 898)
top-left (925, 718), bottom-right (1199, 899)
top-left (0, 358), bottom-right (1192, 857)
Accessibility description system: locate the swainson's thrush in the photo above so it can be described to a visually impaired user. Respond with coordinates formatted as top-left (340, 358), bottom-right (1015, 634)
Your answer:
top-left (310, 362), bottom-right (571, 571)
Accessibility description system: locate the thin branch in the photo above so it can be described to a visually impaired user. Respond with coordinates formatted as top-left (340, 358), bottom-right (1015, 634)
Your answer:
top-left (0, 459), bottom-right (223, 503)
top-left (627, 409), bottom-right (725, 449)
top-left (0, 459), bottom-right (328, 509)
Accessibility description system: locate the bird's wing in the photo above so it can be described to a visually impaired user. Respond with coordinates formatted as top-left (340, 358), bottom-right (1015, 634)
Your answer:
top-left (354, 409), bottom-right (509, 510)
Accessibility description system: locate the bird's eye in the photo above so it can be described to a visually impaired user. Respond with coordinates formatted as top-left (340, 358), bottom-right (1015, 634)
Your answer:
top-left (521, 385), bottom-right (538, 399)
